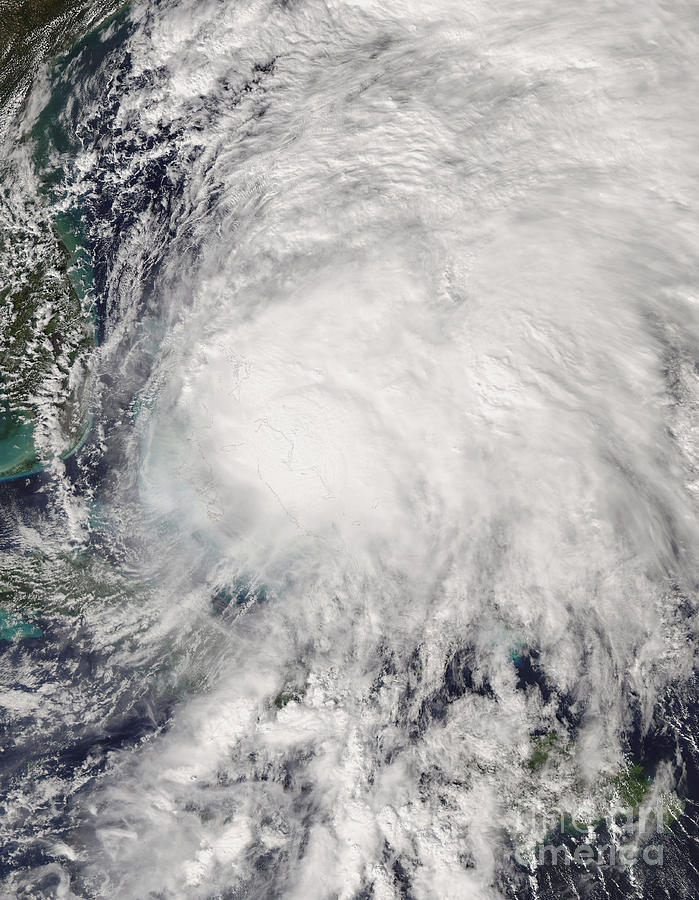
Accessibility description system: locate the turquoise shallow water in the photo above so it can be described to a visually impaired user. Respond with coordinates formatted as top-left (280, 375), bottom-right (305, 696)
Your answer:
top-left (0, 403), bottom-right (36, 479)
top-left (0, 405), bottom-right (93, 482)
top-left (0, 607), bottom-right (43, 641)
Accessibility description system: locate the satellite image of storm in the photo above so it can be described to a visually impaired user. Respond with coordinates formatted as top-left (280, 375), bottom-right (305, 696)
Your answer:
top-left (1, 0), bottom-right (698, 897)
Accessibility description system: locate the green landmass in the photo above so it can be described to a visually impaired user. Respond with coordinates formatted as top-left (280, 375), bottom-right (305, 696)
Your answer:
top-left (515, 728), bottom-right (687, 859)
top-left (0, 0), bottom-right (123, 479)
top-left (0, 0), bottom-right (122, 112)
top-left (607, 763), bottom-right (652, 813)
top-left (525, 731), bottom-right (569, 772)
top-left (0, 549), bottom-right (138, 617)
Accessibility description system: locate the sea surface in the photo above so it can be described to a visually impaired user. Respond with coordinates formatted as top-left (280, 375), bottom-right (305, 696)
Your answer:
top-left (1, 1), bottom-right (699, 898)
